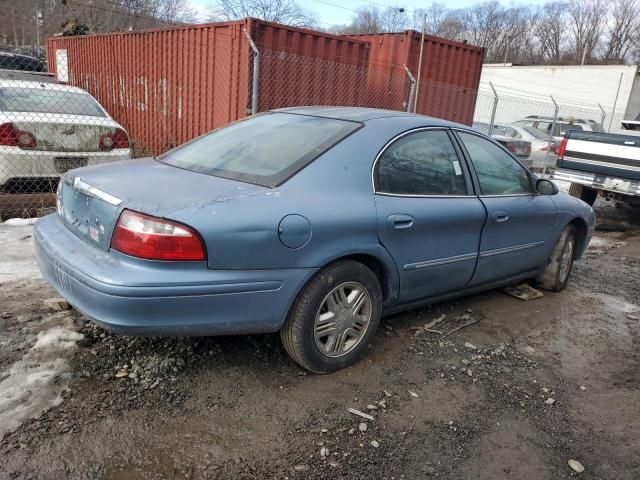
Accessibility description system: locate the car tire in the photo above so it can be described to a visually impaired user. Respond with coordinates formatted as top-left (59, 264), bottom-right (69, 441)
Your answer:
top-left (281, 260), bottom-right (382, 373)
top-left (535, 224), bottom-right (577, 292)
top-left (568, 183), bottom-right (598, 206)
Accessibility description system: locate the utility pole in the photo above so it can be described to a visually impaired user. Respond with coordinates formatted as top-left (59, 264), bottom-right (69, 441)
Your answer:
top-left (35, 8), bottom-right (41, 55)
top-left (413, 14), bottom-right (426, 113)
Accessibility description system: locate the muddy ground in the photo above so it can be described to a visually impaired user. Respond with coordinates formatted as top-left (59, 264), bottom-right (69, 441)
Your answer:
top-left (0, 199), bottom-right (639, 480)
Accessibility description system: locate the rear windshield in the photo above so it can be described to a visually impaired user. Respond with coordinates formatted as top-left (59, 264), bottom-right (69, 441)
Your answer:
top-left (0, 87), bottom-right (106, 117)
top-left (159, 113), bottom-right (361, 187)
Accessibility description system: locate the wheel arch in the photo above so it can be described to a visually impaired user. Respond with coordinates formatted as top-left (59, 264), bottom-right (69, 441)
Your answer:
top-left (283, 248), bottom-right (400, 324)
top-left (568, 217), bottom-right (589, 259)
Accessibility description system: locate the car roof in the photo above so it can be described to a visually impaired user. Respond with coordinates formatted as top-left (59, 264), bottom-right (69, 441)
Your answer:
top-left (274, 106), bottom-right (461, 127)
top-left (0, 78), bottom-right (91, 94)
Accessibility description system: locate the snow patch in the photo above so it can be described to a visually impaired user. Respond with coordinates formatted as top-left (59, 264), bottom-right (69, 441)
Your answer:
top-left (0, 322), bottom-right (83, 441)
top-left (586, 236), bottom-right (626, 255)
top-left (0, 224), bottom-right (41, 283)
top-left (3, 217), bottom-right (40, 226)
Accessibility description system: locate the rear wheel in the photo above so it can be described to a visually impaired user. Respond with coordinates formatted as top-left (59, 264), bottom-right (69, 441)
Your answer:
top-left (281, 260), bottom-right (382, 373)
top-left (568, 183), bottom-right (598, 206)
top-left (535, 225), bottom-right (577, 292)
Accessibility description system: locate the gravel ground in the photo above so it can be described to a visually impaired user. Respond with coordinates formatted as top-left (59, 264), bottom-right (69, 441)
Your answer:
top-left (0, 198), bottom-right (639, 480)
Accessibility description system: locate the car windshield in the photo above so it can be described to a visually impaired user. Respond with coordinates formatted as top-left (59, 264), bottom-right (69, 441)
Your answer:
top-left (159, 112), bottom-right (361, 187)
top-left (522, 126), bottom-right (550, 140)
top-left (0, 87), bottom-right (106, 116)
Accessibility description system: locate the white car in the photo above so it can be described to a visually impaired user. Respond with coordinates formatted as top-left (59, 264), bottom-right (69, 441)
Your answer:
top-left (0, 78), bottom-right (131, 193)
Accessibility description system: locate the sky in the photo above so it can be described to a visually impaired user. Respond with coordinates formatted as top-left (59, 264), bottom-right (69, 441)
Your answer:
top-left (192, 0), bottom-right (549, 26)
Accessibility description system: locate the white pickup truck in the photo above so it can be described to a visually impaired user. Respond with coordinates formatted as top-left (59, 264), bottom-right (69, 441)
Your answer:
top-left (553, 129), bottom-right (640, 208)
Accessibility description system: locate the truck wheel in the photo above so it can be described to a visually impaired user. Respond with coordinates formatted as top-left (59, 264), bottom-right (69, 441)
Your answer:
top-left (535, 225), bottom-right (576, 292)
top-left (281, 260), bottom-right (382, 373)
top-left (568, 183), bottom-right (597, 206)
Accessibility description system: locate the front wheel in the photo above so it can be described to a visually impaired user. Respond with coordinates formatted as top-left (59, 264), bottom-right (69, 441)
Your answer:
top-left (281, 260), bottom-right (382, 373)
top-left (535, 225), bottom-right (577, 292)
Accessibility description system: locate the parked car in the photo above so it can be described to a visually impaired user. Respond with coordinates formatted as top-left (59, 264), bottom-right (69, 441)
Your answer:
top-left (0, 52), bottom-right (46, 72)
top-left (514, 115), bottom-right (601, 141)
top-left (554, 128), bottom-right (640, 208)
top-left (472, 122), bottom-right (532, 167)
top-left (34, 107), bottom-right (595, 373)
top-left (0, 78), bottom-right (132, 196)
top-left (474, 122), bottom-right (555, 172)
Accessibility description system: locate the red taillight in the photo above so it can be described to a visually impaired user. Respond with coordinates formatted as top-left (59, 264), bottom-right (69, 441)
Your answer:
top-left (557, 138), bottom-right (568, 160)
top-left (99, 128), bottom-right (130, 151)
top-left (0, 122), bottom-right (37, 149)
top-left (541, 142), bottom-right (556, 153)
top-left (506, 142), bottom-right (516, 153)
top-left (111, 210), bottom-right (205, 261)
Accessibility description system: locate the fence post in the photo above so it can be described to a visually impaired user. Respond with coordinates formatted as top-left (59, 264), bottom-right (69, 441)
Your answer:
top-left (244, 29), bottom-right (260, 115)
top-left (403, 65), bottom-right (416, 113)
top-left (488, 82), bottom-right (499, 136)
top-left (542, 95), bottom-right (559, 178)
top-left (597, 102), bottom-right (606, 133)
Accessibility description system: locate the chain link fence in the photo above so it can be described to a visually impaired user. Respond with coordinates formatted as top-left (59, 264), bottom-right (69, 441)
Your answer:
top-left (473, 84), bottom-right (628, 174)
top-left (0, 44), bottom-right (632, 220)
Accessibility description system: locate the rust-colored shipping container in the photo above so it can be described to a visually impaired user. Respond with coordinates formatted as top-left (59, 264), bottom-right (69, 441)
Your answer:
top-left (246, 18), bottom-right (371, 111)
top-left (47, 19), bottom-right (371, 155)
top-left (47, 20), bottom-right (483, 156)
top-left (48, 21), bottom-right (251, 155)
top-left (348, 31), bottom-right (484, 124)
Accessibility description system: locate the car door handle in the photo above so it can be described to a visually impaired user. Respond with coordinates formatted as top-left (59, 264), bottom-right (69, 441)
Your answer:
top-left (493, 211), bottom-right (510, 223)
top-left (387, 214), bottom-right (415, 230)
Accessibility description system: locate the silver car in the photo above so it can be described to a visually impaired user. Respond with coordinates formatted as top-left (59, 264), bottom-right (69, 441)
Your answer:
top-left (493, 124), bottom-right (556, 172)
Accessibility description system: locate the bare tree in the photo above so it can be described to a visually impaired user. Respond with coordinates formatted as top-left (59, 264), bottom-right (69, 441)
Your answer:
top-left (208, 0), bottom-right (317, 28)
top-left (567, 0), bottom-right (608, 63)
top-left (603, 0), bottom-right (640, 62)
top-left (412, 2), bottom-right (447, 33)
top-left (531, 2), bottom-right (568, 62)
top-left (460, 1), bottom-right (505, 53)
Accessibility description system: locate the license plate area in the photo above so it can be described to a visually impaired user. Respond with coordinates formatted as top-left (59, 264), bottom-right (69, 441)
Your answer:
top-left (603, 177), bottom-right (632, 192)
top-left (54, 157), bottom-right (88, 174)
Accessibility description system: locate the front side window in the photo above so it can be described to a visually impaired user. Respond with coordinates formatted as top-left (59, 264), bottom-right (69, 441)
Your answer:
top-left (376, 129), bottom-right (467, 195)
top-left (160, 112), bottom-right (361, 187)
top-left (458, 132), bottom-right (534, 196)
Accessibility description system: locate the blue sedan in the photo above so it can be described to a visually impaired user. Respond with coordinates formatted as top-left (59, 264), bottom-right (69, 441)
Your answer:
top-left (34, 107), bottom-right (595, 372)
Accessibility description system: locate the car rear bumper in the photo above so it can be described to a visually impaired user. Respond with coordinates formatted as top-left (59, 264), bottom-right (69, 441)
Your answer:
top-left (553, 168), bottom-right (640, 197)
top-left (0, 148), bottom-right (131, 187)
top-left (34, 214), bottom-right (316, 336)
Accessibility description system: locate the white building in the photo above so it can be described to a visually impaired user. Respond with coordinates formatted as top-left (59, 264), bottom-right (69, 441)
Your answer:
top-left (475, 64), bottom-right (640, 133)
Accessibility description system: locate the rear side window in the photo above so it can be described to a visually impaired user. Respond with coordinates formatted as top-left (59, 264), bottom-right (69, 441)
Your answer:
top-left (159, 113), bottom-right (360, 187)
top-left (376, 130), bottom-right (467, 195)
top-left (0, 87), bottom-right (105, 116)
top-left (458, 132), bottom-right (533, 196)
top-left (523, 126), bottom-right (549, 140)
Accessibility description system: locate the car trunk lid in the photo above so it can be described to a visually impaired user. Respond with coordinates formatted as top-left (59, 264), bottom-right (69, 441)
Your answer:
top-left (9, 114), bottom-right (120, 152)
top-left (58, 158), bottom-right (269, 251)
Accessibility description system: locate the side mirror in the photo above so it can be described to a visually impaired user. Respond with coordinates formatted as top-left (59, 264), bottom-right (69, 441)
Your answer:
top-left (536, 178), bottom-right (559, 196)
